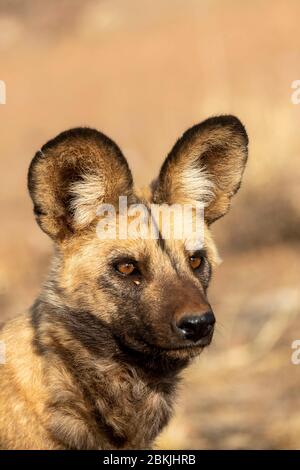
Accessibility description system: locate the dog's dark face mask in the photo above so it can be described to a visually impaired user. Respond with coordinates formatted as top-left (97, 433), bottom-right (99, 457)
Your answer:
top-left (28, 117), bottom-right (248, 364)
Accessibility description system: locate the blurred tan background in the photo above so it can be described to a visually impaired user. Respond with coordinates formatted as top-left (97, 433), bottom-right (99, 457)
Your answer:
top-left (0, 0), bottom-right (299, 449)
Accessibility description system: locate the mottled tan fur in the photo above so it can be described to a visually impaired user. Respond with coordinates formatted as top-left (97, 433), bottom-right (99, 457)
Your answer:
top-left (0, 116), bottom-right (248, 449)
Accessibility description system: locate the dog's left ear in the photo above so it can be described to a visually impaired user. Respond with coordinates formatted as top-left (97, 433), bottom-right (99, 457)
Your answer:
top-left (152, 115), bottom-right (248, 224)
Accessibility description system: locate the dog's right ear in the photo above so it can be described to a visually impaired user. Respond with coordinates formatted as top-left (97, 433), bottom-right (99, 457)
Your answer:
top-left (28, 128), bottom-right (133, 241)
top-left (152, 115), bottom-right (248, 224)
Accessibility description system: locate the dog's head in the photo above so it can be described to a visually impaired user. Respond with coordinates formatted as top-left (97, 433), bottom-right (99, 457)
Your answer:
top-left (28, 116), bottom-right (248, 363)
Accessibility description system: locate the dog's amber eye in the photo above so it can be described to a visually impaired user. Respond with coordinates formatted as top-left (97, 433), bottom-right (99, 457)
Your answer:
top-left (116, 262), bottom-right (136, 275)
top-left (189, 256), bottom-right (202, 270)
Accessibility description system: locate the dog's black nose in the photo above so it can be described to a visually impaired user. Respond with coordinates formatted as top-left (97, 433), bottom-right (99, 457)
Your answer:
top-left (176, 311), bottom-right (215, 342)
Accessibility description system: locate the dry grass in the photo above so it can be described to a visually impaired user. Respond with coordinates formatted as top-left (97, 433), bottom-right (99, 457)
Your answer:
top-left (0, 0), bottom-right (299, 449)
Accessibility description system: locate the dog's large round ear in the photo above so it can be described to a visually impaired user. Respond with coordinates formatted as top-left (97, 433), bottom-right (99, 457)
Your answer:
top-left (152, 115), bottom-right (248, 224)
top-left (28, 127), bottom-right (133, 240)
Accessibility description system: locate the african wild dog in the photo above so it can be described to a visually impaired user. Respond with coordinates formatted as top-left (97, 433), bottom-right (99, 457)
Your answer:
top-left (0, 115), bottom-right (248, 449)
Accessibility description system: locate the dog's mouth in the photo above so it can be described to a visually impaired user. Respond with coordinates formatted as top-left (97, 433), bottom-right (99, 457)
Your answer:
top-left (163, 336), bottom-right (213, 351)
top-left (114, 322), bottom-right (214, 363)
top-left (141, 327), bottom-right (214, 354)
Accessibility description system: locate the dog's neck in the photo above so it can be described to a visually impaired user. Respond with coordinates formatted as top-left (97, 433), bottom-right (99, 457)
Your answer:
top-left (30, 296), bottom-right (185, 449)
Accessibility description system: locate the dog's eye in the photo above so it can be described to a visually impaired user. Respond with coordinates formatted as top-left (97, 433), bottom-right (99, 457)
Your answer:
top-left (116, 262), bottom-right (136, 276)
top-left (189, 255), bottom-right (202, 270)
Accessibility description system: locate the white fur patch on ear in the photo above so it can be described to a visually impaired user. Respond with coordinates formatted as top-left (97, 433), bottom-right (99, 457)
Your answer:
top-left (70, 174), bottom-right (105, 228)
top-left (213, 249), bottom-right (222, 267)
top-left (204, 227), bottom-right (222, 267)
top-left (181, 163), bottom-right (215, 205)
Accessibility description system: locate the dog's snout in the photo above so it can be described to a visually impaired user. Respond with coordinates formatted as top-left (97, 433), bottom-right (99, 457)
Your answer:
top-left (176, 311), bottom-right (215, 342)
